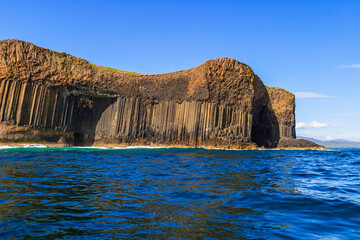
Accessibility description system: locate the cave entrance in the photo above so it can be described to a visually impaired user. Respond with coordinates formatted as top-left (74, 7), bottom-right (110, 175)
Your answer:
top-left (251, 107), bottom-right (278, 148)
top-left (74, 132), bottom-right (85, 146)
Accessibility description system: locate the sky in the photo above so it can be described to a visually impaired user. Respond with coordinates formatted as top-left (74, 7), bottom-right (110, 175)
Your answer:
top-left (1, 0), bottom-right (359, 141)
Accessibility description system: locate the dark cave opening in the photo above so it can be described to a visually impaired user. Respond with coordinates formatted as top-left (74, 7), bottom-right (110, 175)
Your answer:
top-left (73, 132), bottom-right (86, 146)
top-left (251, 106), bottom-right (279, 148)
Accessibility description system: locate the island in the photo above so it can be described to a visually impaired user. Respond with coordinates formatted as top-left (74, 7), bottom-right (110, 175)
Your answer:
top-left (0, 39), bottom-right (325, 149)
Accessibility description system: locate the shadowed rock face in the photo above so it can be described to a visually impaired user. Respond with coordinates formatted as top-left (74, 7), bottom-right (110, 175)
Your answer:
top-left (0, 39), bottom-right (296, 148)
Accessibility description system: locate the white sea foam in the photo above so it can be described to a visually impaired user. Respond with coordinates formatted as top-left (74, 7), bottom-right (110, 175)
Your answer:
top-left (73, 146), bottom-right (110, 150)
top-left (112, 146), bottom-right (170, 149)
top-left (0, 145), bottom-right (17, 149)
top-left (0, 144), bottom-right (48, 149)
top-left (22, 144), bottom-right (48, 148)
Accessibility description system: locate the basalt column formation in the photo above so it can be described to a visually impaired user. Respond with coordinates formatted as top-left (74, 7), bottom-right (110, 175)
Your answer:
top-left (0, 39), bottom-right (298, 148)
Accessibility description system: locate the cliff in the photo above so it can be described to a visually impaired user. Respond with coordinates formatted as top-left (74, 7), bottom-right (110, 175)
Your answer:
top-left (0, 39), bottom-right (313, 149)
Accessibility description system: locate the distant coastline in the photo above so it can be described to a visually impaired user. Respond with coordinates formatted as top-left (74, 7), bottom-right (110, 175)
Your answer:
top-left (299, 136), bottom-right (360, 148)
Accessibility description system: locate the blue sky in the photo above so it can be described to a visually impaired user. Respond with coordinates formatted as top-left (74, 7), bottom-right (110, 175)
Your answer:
top-left (1, 0), bottom-right (359, 140)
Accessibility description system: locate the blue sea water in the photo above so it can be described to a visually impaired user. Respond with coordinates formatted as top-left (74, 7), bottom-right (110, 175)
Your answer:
top-left (0, 146), bottom-right (359, 239)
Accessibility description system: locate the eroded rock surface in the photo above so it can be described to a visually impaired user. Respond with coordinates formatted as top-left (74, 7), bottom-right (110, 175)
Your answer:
top-left (0, 39), bottom-right (301, 148)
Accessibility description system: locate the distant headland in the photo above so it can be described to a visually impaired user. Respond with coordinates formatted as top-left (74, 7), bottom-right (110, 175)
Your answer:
top-left (0, 39), bottom-right (325, 149)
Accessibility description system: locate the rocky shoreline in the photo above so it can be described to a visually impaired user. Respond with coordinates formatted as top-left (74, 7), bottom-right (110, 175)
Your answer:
top-left (0, 142), bottom-right (329, 150)
top-left (0, 121), bottom-right (327, 150)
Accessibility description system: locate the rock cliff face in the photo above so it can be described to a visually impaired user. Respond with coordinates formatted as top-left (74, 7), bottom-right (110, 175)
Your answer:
top-left (0, 39), bottom-right (299, 148)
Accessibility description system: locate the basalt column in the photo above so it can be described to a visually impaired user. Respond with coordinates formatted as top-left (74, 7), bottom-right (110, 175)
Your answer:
top-left (94, 98), bottom-right (253, 147)
top-left (0, 79), bottom-right (78, 130)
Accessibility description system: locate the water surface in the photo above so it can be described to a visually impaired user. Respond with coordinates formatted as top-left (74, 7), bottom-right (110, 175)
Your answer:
top-left (0, 147), bottom-right (359, 239)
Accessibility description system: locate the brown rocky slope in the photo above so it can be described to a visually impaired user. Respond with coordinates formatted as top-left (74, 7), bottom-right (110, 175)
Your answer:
top-left (0, 39), bottom-right (323, 149)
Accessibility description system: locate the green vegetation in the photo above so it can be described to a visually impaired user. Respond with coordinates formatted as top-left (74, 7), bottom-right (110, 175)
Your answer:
top-left (91, 64), bottom-right (140, 75)
top-left (78, 97), bottom-right (94, 109)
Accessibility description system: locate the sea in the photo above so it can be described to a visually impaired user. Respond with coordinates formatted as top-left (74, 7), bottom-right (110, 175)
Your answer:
top-left (0, 146), bottom-right (359, 239)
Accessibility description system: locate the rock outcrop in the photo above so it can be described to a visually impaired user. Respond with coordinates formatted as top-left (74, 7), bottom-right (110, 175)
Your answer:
top-left (0, 39), bottom-right (308, 149)
top-left (277, 138), bottom-right (327, 150)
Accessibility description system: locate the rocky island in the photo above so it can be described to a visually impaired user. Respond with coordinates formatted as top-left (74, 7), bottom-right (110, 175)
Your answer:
top-left (0, 39), bottom-right (324, 149)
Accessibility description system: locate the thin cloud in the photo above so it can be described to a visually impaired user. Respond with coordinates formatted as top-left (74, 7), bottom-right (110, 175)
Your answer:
top-left (295, 92), bottom-right (334, 98)
top-left (296, 121), bottom-right (340, 129)
top-left (340, 64), bottom-right (360, 68)
top-left (325, 136), bottom-right (335, 140)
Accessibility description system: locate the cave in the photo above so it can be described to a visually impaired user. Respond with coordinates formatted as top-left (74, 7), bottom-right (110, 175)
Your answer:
top-left (73, 132), bottom-right (86, 146)
top-left (251, 106), bottom-right (279, 148)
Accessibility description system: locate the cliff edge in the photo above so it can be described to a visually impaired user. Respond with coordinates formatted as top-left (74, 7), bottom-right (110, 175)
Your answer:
top-left (0, 39), bottom-right (322, 149)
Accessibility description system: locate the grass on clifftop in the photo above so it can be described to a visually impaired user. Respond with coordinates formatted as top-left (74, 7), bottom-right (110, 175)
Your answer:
top-left (91, 64), bottom-right (140, 75)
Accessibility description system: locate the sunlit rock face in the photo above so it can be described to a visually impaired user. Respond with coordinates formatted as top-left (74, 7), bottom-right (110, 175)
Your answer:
top-left (0, 39), bottom-right (296, 148)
